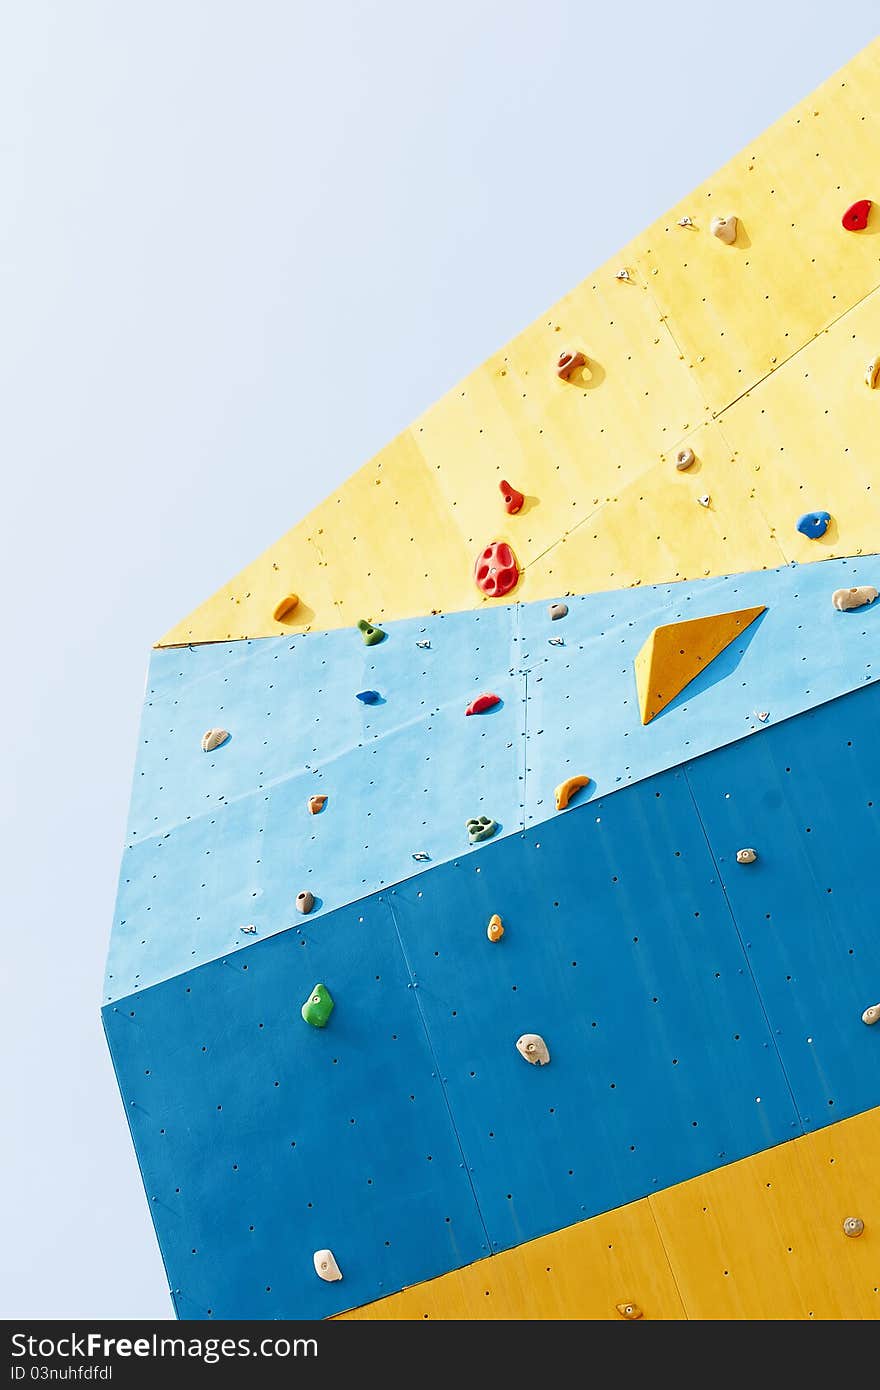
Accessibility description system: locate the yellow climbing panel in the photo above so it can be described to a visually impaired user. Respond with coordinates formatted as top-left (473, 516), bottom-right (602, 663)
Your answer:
top-left (158, 39), bottom-right (880, 647)
top-left (634, 605), bottom-right (765, 724)
top-left (339, 1105), bottom-right (880, 1321)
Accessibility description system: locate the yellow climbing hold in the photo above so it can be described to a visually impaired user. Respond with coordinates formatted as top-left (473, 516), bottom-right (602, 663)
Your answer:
top-left (487, 914), bottom-right (504, 942)
top-left (615, 1302), bottom-right (644, 1320)
top-left (865, 356), bottom-right (880, 389)
top-left (272, 593), bottom-right (300, 621)
top-left (634, 606), bottom-right (765, 725)
top-left (554, 774), bottom-right (592, 811)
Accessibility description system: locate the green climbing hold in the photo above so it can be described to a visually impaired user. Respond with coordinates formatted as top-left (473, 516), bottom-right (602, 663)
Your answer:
top-left (357, 618), bottom-right (386, 646)
top-left (301, 983), bottom-right (335, 1028)
top-left (466, 816), bottom-right (498, 845)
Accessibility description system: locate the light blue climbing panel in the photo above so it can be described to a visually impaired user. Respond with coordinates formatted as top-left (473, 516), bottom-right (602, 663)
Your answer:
top-left (107, 556), bottom-right (880, 1000)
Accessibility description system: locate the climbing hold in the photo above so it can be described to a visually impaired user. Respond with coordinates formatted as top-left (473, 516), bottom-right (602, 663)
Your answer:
top-left (678, 216), bottom-right (693, 227)
top-left (754, 710), bottom-right (770, 722)
top-left (356, 690), bottom-right (381, 704)
top-left (615, 269), bottom-right (630, 281)
top-left (862, 1004), bottom-right (880, 1025)
top-left (487, 914), bottom-right (504, 942)
top-left (499, 479), bottom-right (524, 515)
top-left (548, 637), bottom-right (565, 647)
top-left (556, 350), bottom-right (587, 380)
top-left (842, 199), bottom-right (871, 231)
top-left (843, 1217), bottom-right (865, 1239)
top-left (296, 890), bottom-right (315, 915)
top-left (313, 1250), bottom-right (343, 1282)
top-left (549, 602), bottom-right (568, 621)
top-left (272, 593), bottom-right (299, 622)
top-left (201, 728), bottom-right (229, 752)
top-left (465, 692), bottom-right (501, 716)
top-left (357, 618), bottom-right (386, 645)
top-left (616, 1303), bottom-right (643, 1320)
top-left (865, 356), bottom-right (880, 389)
top-left (308, 794), bottom-right (327, 815)
top-left (634, 605), bottom-right (765, 725)
top-left (467, 816), bottom-right (498, 844)
top-left (697, 493), bottom-right (711, 508)
top-left (796, 510), bottom-right (831, 539)
top-left (516, 1033), bottom-right (550, 1066)
top-left (301, 983), bottom-right (334, 1028)
top-left (710, 214), bottom-right (737, 244)
top-left (675, 447), bottom-right (695, 471)
top-left (473, 541), bottom-right (519, 599)
top-left (555, 774), bottom-right (591, 811)
top-left (411, 851), bottom-right (430, 862)
top-left (832, 586), bottom-right (878, 611)
top-left (416, 639), bottom-right (431, 649)
top-left (736, 848), bottom-right (758, 865)
top-left (240, 924), bottom-right (257, 934)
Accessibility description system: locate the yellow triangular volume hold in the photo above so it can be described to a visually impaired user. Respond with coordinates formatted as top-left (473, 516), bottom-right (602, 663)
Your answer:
top-left (634, 607), bottom-right (765, 725)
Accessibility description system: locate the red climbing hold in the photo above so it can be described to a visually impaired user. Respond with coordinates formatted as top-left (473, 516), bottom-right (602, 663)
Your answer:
top-left (465, 692), bottom-right (501, 716)
top-left (499, 479), bottom-right (524, 515)
top-left (473, 541), bottom-right (519, 599)
top-left (557, 350), bottom-right (587, 380)
top-left (842, 199), bottom-right (872, 231)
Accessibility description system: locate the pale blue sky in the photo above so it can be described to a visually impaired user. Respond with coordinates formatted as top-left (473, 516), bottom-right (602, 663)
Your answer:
top-left (2, 2), bottom-right (877, 1319)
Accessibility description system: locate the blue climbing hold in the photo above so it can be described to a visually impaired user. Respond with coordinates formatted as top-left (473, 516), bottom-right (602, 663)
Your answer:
top-left (796, 510), bottom-right (831, 539)
top-left (356, 690), bottom-right (381, 704)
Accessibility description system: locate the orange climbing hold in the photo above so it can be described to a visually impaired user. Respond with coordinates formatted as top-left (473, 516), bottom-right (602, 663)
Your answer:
top-left (473, 542), bottom-right (519, 599)
top-left (308, 794), bottom-right (328, 815)
top-left (499, 479), bottom-right (524, 515)
top-left (556, 350), bottom-right (587, 380)
top-left (487, 914), bottom-right (504, 942)
top-left (554, 775), bottom-right (591, 811)
top-left (272, 593), bottom-right (300, 622)
top-left (634, 606), bottom-right (765, 725)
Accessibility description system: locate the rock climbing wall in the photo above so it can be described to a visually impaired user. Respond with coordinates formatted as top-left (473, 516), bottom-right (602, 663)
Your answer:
top-left (106, 37), bottom-right (880, 1319)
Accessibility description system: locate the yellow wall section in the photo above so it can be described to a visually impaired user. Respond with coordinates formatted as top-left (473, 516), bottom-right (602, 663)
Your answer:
top-left (338, 1108), bottom-right (880, 1320)
top-left (158, 41), bottom-right (880, 646)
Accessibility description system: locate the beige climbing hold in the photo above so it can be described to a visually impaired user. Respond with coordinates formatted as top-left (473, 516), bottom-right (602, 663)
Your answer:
top-left (313, 1249), bottom-right (343, 1281)
top-left (861, 1004), bottom-right (880, 1025)
top-left (616, 1302), bottom-right (643, 1320)
top-left (272, 593), bottom-right (300, 622)
top-left (201, 728), bottom-right (229, 752)
top-left (487, 914), bottom-right (504, 943)
top-left (675, 447), bottom-right (695, 471)
top-left (832, 586), bottom-right (878, 611)
top-left (865, 356), bottom-right (880, 389)
top-left (843, 1217), bottom-right (864, 1239)
top-left (308, 794), bottom-right (328, 815)
top-left (710, 214), bottom-right (738, 244)
top-left (549, 602), bottom-right (568, 621)
top-left (736, 848), bottom-right (758, 865)
top-left (516, 1033), bottom-right (550, 1066)
top-left (296, 890), bottom-right (315, 914)
top-left (555, 774), bottom-right (591, 811)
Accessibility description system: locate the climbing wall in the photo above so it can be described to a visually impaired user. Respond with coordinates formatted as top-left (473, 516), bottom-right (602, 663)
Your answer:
top-left (106, 36), bottom-right (880, 1320)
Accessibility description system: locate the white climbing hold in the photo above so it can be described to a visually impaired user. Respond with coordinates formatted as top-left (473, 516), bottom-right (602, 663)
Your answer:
top-left (548, 637), bottom-right (565, 647)
top-left (675, 447), bottom-right (695, 471)
top-left (861, 1004), bottom-right (880, 1025)
top-left (865, 356), bottom-right (880, 389)
top-left (201, 728), bottom-right (229, 752)
top-left (240, 924), bottom-right (257, 934)
top-left (678, 216), bottom-right (693, 227)
top-left (832, 586), bottom-right (878, 611)
top-left (754, 710), bottom-right (770, 722)
top-left (736, 848), bottom-right (758, 865)
top-left (412, 851), bottom-right (430, 862)
top-left (416, 639), bottom-right (431, 649)
top-left (616, 269), bottom-right (630, 281)
top-left (313, 1249), bottom-right (343, 1281)
top-left (516, 1033), bottom-right (550, 1066)
top-left (843, 1217), bottom-right (864, 1239)
top-left (697, 494), bottom-right (711, 508)
top-left (710, 214), bottom-right (738, 244)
